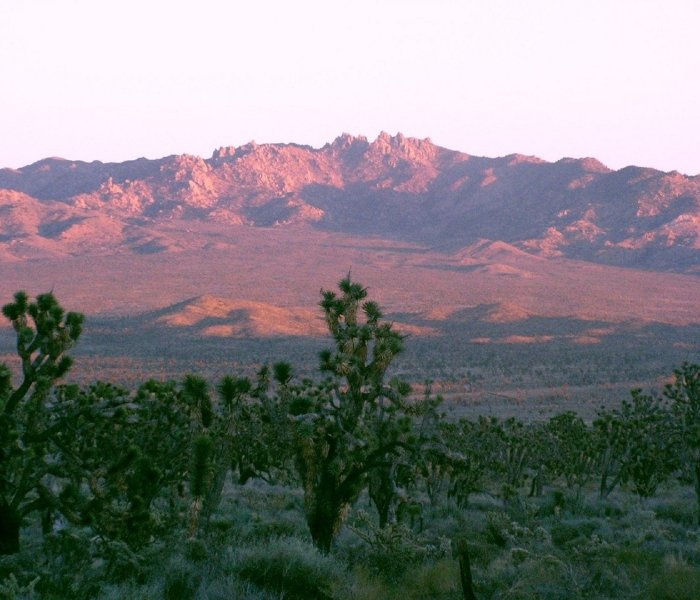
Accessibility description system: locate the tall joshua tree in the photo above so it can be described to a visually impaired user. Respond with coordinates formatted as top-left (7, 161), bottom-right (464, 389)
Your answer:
top-left (0, 291), bottom-right (83, 554)
top-left (665, 363), bottom-right (700, 522)
top-left (277, 276), bottom-right (417, 552)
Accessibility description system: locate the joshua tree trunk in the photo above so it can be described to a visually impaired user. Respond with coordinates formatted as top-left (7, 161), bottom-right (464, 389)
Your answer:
top-left (302, 457), bottom-right (356, 554)
top-left (200, 464), bottom-right (228, 532)
top-left (529, 464), bottom-right (544, 497)
top-left (369, 464), bottom-right (397, 528)
top-left (306, 486), bottom-right (346, 554)
top-left (0, 504), bottom-right (20, 555)
top-left (694, 462), bottom-right (700, 526)
top-left (454, 536), bottom-right (477, 600)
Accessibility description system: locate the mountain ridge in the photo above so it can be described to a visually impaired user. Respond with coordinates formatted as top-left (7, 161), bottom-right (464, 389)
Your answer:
top-left (1, 132), bottom-right (699, 273)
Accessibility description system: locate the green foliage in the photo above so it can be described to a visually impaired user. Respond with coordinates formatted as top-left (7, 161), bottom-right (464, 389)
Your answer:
top-left (1, 291), bottom-right (83, 394)
top-left (275, 276), bottom-right (426, 551)
top-left (437, 417), bottom-right (494, 508)
top-left (594, 389), bottom-right (677, 499)
top-left (623, 391), bottom-right (677, 497)
top-left (163, 564), bottom-right (200, 600)
top-left (219, 369), bottom-right (292, 486)
top-left (550, 519), bottom-right (598, 547)
top-left (648, 555), bottom-right (700, 600)
top-left (57, 372), bottom-right (282, 546)
top-left (37, 529), bottom-right (104, 598)
top-left (51, 380), bottom-right (191, 547)
top-left (664, 362), bottom-right (700, 521)
top-left (235, 537), bottom-right (348, 600)
top-left (483, 511), bottom-right (549, 549)
top-left (190, 435), bottom-right (214, 498)
top-left (0, 573), bottom-right (39, 600)
top-left (0, 291), bottom-right (84, 554)
top-left (484, 417), bottom-right (532, 489)
top-left (49, 373), bottom-right (266, 548)
top-left (545, 412), bottom-right (596, 491)
top-left (348, 510), bottom-right (450, 582)
top-left (2, 283), bottom-right (700, 599)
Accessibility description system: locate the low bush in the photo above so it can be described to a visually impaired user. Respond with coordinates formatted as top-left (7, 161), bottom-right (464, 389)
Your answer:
top-left (345, 511), bottom-right (451, 582)
top-left (648, 555), bottom-right (700, 600)
top-left (653, 500), bottom-right (698, 527)
top-left (234, 537), bottom-right (348, 600)
top-left (550, 519), bottom-right (598, 547)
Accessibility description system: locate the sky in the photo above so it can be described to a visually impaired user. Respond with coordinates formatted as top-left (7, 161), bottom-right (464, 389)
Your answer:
top-left (1, 0), bottom-right (699, 175)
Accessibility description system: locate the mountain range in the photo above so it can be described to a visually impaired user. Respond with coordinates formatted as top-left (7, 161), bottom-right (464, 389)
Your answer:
top-left (1, 132), bottom-right (698, 272)
top-left (0, 132), bottom-right (699, 371)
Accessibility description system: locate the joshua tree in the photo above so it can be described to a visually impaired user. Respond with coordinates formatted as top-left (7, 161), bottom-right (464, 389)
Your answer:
top-left (665, 363), bottom-right (700, 521)
top-left (594, 389), bottom-right (676, 500)
top-left (0, 291), bottom-right (83, 554)
top-left (277, 276), bottom-right (419, 552)
top-left (546, 411), bottom-right (596, 494)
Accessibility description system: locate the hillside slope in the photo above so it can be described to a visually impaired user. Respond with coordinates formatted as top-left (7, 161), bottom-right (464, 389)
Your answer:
top-left (1, 133), bottom-right (699, 272)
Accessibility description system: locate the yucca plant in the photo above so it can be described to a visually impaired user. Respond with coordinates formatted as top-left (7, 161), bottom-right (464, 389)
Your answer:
top-left (0, 291), bottom-right (83, 554)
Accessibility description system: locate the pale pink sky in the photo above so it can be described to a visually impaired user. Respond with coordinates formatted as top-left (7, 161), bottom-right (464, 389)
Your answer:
top-left (1, 0), bottom-right (699, 174)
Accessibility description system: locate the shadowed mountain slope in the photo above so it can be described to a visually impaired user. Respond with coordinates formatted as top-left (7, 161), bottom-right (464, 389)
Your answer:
top-left (1, 133), bottom-right (699, 272)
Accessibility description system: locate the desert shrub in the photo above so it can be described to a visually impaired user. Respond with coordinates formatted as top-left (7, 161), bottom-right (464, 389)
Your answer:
top-left (535, 489), bottom-right (568, 518)
top-left (462, 492), bottom-right (504, 515)
top-left (550, 519), bottom-right (598, 547)
top-left (346, 511), bottom-right (450, 582)
top-left (481, 552), bottom-right (589, 600)
top-left (396, 558), bottom-right (460, 600)
top-left (185, 538), bottom-right (209, 563)
top-left (206, 515), bottom-right (236, 539)
top-left (0, 552), bottom-right (42, 600)
top-left (0, 528), bottom-right (96, 599)
top-left (164, 571), bottom-right (199, 600)
top-left (97, 581), bottom-right (161, 600)
top-left (485, 512), bottom-right (510, 547)
top-left (648, 555), bottom-right (700, 600)
top-left (653, 499), bottom-right (698, 527)
top-left (98, 541), bottom-right (279, 600)
top-left (250, 518), bottom-right (300, 541)
top-left (484, 511), bottom-right (546, 549)
top-left (235, 537), bottom-right (348, 600)
top-left (344, 558), bottom-right (460, 600)
top-left (248, 509), bottom-right (308, 541)
top-left (226, 487), bottom-right (309, 544)
top-left (97, 538), bottom-right (149, 583)
top-left (197, 579), bottom-right (280, 600)
top-left (339, 569), bottom-right (388, 600)
top-left (578, 495), bottom-right (626, 519)
top-left (0, 573), bottom-right (39, 600)
top-left (31, 530), bottom-right (105, 599)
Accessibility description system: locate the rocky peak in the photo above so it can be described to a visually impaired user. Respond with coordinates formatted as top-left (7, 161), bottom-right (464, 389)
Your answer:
top-left (322, 134), bottom-right (370, 168)
top-left (327, 132), bottom-right (369, 150)
top-left (211, 146), bottom-right (237, 161)
top-left (2, 134), bottom-right (699, 273)
top-left (160, 154), bottom-right (211, 181)
top-left (234, 141), bottom-right (259, 158)
top-left (366, 132), bottom-right (439, 164)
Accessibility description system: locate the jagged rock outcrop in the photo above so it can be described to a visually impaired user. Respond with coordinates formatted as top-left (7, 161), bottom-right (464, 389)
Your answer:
top-left (1, 133), bottom-right (699, 271)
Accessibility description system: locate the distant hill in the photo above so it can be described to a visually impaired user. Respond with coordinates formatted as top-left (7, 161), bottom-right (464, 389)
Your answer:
top-left (131, 294), bottom-right (434, 339)
top-left (1, 132), bottom-right (699, 272)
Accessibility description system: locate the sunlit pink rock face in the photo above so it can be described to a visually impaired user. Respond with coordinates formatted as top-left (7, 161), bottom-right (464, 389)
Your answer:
top-left (1, 132), bottom-right (698, 270)
top-left (0, 133), bottom-right (699, 336)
